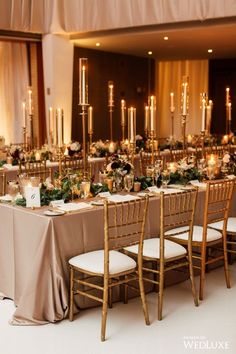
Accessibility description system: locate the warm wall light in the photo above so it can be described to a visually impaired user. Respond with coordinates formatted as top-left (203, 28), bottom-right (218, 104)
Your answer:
top-left (164, 36), bottom-right (169, 40)
top-left (148, 51), bottom-right (152, 55)
top-left (208, 49), bottom-right (213, 53)
top-left (96, 42), bottom-right (101, 47)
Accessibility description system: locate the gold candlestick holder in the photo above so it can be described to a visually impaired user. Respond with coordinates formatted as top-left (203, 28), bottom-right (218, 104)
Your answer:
top-left (170, 112), bottom-right (175, 151)
top-left (22, 126), bottom-right (27, 150)
top-left (29, 114), bottom-right (34, 149)
top-left (129, 141), bottom-right (135, 166)
top-left (181, 114), bottom-right (187, 151)
top-left (80, 105), bottom-right (88, 178)
top-left (150, 130), bottom-right (155, 166)
top-left (121, 124), bottom-right (125, 142)
top-left (201, 130), bottom-right (206, 159)
top-left (109, 107), bottom-right (113, 141)
top-left (88, 131), bottom-right (93, 155)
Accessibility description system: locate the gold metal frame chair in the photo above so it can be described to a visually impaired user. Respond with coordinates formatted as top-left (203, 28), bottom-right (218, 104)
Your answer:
top-left (139, 151), bottom-right (160, 176)
top-left (166, 179), bottom-right (235, 300)
top-left (19, 160), bottom-right (49, 181)
top-left (68, 196), bottom-right (149, 341)
top-left (63, 156), bottom-right (84, 174)
top-left (0, 171), bottom-right (6, 196)
top-left (125, 189), bottom-right (199, 320)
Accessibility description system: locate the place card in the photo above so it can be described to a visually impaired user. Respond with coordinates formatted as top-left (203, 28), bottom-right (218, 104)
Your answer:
top-left (50, 199), bottom-right (65, 208)
top-left (147, 186), bottom-right (159, 193)
top-left (98, 191), bottom-right (111, 198)
top-left (25, 186), bottom-right (41, 208)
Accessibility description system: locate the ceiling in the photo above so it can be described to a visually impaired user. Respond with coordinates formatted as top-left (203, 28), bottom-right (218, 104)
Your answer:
top-left (70, 17), bottom-right (236, 60)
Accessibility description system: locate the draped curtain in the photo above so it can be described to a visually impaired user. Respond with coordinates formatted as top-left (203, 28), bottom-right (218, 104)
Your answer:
top-left (0, 0), bottom-right (235, 34)
top-left (156, 59), bottom-right (209, 139)
top-left (0, 42), bottom-right (29, 144)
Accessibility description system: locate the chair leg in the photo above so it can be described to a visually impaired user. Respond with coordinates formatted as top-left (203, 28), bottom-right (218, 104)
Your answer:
top-left (199, 247), bottom-right (206, 301)
top-left (108, 279), bottom-right (113, 308)
top-left (187, 254), bottom-right (199, 307)
top-left (158, 261), bottom-right (164, 321)
top-left (138, 264), bottom-right (150, 325)
top-left (124, 275), bottom-right (128, 304)
top-left (69, 266), bottom-right (74, 321)
top-left (223, 235), bottom-right (231, 289)
top-left (101, 280), bottom-right (109, 341)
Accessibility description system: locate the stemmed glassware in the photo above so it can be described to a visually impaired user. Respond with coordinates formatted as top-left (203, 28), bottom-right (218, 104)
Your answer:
top-left (161, 170), bottom-right (170, 188)
top-left (124, 173), bottom-right (134, 192)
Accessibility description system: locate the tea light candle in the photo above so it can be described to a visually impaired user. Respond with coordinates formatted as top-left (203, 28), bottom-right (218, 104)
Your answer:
top-left (109, 142), bottom-right (115, 154)
top-left (222, 134), bottom-right (229, 144)
top-left (168, 162), bottom-right (177, 173)
top-left (35, 152), bottom-right (41, 161)
top-left (187, 134), bottom-right (193, 144)
top-left (208, 154), bottom-right (216, 167)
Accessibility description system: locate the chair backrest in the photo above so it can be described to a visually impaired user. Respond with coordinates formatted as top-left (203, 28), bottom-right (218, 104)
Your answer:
top-left (161, 189), bottom-right (198, 256)
top-left (62, 156), bottom-right (84, 175)
top-left (139, 151), bottom-right (160, 176)
top-left (203, 179), bottom-right (235, 238)
top-left (103, 196), bottom-right (149, 270)
top-left (19, 160), bottom-right (48, 181)
top-left (0, 172), bottom-right (6, 196)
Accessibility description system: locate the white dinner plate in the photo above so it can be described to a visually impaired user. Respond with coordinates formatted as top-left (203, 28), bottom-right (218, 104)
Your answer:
top-left (44, 210), bottom-right (66, 216)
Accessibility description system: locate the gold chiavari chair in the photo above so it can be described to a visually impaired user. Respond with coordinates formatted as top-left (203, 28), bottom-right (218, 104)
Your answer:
top-left (0, 171), bottom-right (6, 196)
top-left (125, 189), bottom-right (199, 320)
top-left (19, 160), bottom-right (49, 181)
top-left (139, 151), bottom-right (160, 176)
top-left (62, 156), bottom-right (84, 175)
top-left (68, 196), bottom-right (150, 341)
top-left (165, 179), bottom-right (235, 300)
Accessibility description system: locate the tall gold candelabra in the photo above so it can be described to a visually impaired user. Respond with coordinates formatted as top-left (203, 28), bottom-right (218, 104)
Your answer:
top-left (200, 130), bottom-right (206, 159)
top-left (181, 114), bottom-right (187, 151)
top-left (81, 105), bottom-right (88, 177)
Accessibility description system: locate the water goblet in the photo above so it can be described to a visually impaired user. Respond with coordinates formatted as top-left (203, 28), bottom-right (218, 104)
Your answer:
top-left (161, 170), bottom-right (170, 188)
top-left (124, 174), bottom-right (134, 192)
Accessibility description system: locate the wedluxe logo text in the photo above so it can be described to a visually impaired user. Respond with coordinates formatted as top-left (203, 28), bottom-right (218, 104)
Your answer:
top-left (183, 336), bottom-right (230, 350)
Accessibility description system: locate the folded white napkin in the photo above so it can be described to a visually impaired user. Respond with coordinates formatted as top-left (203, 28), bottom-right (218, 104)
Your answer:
top-left (107, 194), bottom-right (140, 203)
top-left (57, 202), bottom-right (93, 212)
top-left (189, 180), bottom-right (207, 189)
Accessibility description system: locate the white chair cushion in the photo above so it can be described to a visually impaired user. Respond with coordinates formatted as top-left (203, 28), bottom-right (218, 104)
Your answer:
top-left (69, 250), bottom-right (136, 275)
top-left (209, 217), bottom-right (236, 234)
top-left (165, 225), bottom-right (222, 242)
top-left (125, 238), bottom-right (186, 259)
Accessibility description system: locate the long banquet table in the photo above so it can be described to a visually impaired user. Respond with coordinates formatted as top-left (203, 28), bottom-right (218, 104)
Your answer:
top-left (0, 188), bottom-right (235, 325)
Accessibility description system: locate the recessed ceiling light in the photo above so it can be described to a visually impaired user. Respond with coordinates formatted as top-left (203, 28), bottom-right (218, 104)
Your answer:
top-left (208, 49), bottom-right (213, 53)
top-left (164, 36), bottom-right (169, 40)
top-left (96, 42), bottom-right (101, 47)
top-left (148, 51), bottom-right (153, 55)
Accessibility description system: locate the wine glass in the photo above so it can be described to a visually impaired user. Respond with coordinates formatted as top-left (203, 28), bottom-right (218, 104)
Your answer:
top-left (161, 170), bottom-right (170, 188)
top-left (124, 174), bottom-right (134, 192)
top-left (7, 180), bottom-right (19, 200)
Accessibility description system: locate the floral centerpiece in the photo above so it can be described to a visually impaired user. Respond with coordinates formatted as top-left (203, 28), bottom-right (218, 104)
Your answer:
top-left (221, 152), bottom-right (236, 175)
top-left (106, 155), bottom-right (134, 191)
top-left (90, 140), bottom-right (110, 157)
top-left (169, 156), bottom-right (202, 185)
top-left (9, 145), bottom-right (25, 165)
top-left (67, 141), bottom-right (82, 157)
